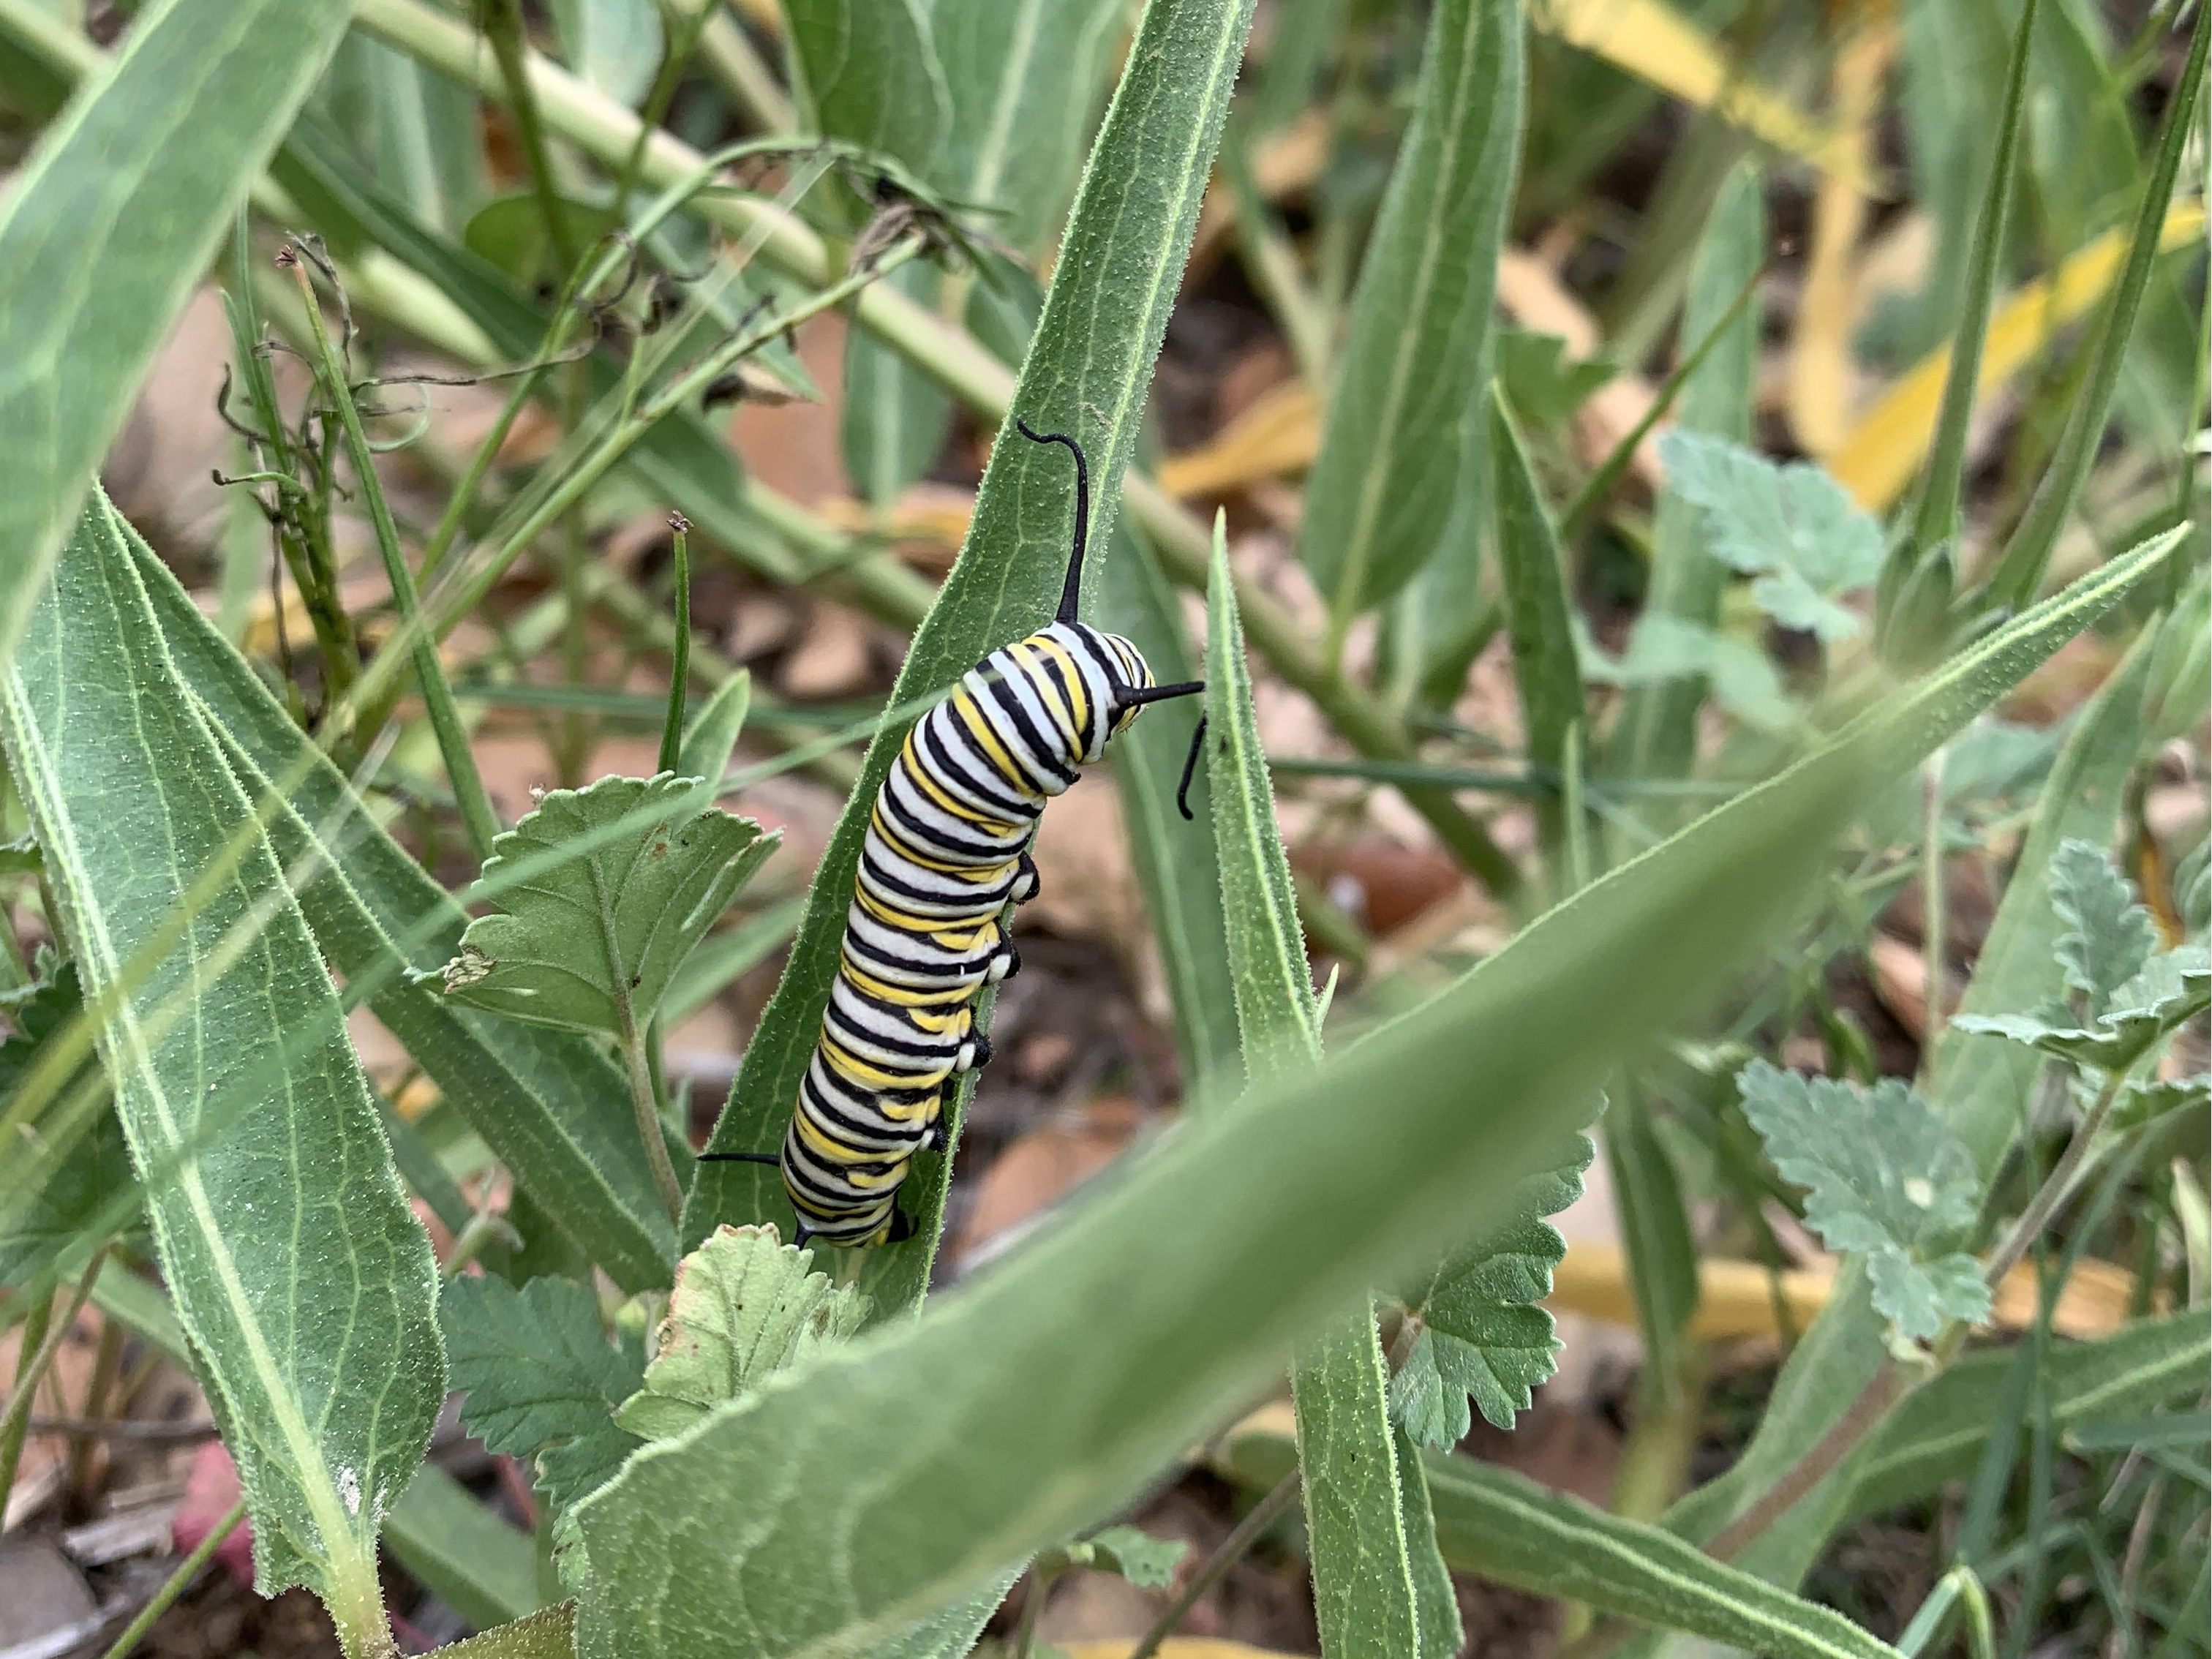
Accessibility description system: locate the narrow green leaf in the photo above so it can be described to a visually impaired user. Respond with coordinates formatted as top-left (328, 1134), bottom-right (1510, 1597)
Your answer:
top-left (1843, 1308), bottom-right (2212, 1522)
top-left (1984, 2), bottom-right (2208, 611)
top-left (782, 0), bottom-right (949, 177)
top-left (437, 775), bottom-right (778, 1036)
top-left (129, 530), bottom-right (677, 1293)
top-left (0, 0), bottom-right (354, 669)
top-left (1736, 1062), bottom-right (1990, 1343)
top-left (1207, 523), bottom-right (1423, 1659)
top-left (1220, 1426), bottom-right (1903, 1659)
top-left (440, 1274), bottom-right (647, 1512)
top-left (1392, 1131), bottom-right (1593, 1446)
top-left (1651, 596), bottom-right (2173, 1608)
top-left (0, 493), bottom-right (443, 1627)
top-left (1609, 162), bottom-right (1764, 783)
top-left (1657, 433), bottom-right (1884, 644)
top-left (1298, 0), bottom-right (1524, 629)
top-left (689, 0), bottom-right (1263, 1318)
top-left (315, 33), bottom-right (486, 236)
top-left (1107, 520), bottom-right (1241, 1093)
top-left (572, 670), bottom-right (1859, 1658)
top-left (676, 669), bottom-right (753, 787)
top-left (384, 1464), bottom-right (548, 1632)
top-left (1490, 388), bottom-right (1582, 869)
top-left (1900, 0), bottom-right (2038, 560)
top-left (843, 262), bottom-right (956, 507)
top-left (1394, 1431), bottom-right (1467, 1659)
top-left (614, 1223), bottom-right (865, 1441)
top-left (1601, 1093), bottom-right (1701, 1399)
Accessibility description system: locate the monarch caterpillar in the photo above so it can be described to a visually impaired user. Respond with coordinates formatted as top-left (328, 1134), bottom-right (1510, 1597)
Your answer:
top-left (703, 420), bottom-right (1208, 1246)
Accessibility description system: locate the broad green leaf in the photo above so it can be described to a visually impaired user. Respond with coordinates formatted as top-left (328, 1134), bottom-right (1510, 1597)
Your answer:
top-left (1058, 1524), bottom-right (1190, 1590)
top-left (438, 775), bottom-right (778, 1037)
top-left (614, 1223), bottom-right (865, 1440)
top-left (1841, 1307), bottom-right (2212, 1522)
top-left (314, 32), bottom-right (486, 236)
top-left (1736, 1062), bottom-right (1988, 1343)
top-left (88, 1256), bottom-right (543, 1631)
top-left (2107, 1073), bottom-right (2211, 1132)
top-left (1107, 519), bottom-right (1241, 1094)
top-left (1220, 1425), bottom-right (1903, 1659)
top-left (0, 492), bottom-right (443, 1627)
top-left (572, 674), bottom-right (1859, 1659)
top-left (1392, 1129), bottom-right (1593, 1447)
top-left (1609, 162), bottom-right (1764, 783)
top-left (1490, 388), bottom-right (1582, 868)
top-left (1646, 601), bottom-right (2172, 1622)
top-left (2049, 838), bottom-right (2159, 1012)
top-left (550, 0), bottom-right (663, 107)
top-left (931, 0), bottom-right (1122, 251)
top-left (675, 669), bottom-right (753, 787)
top-left (783, 0), bottom-right (949, 176)
top-left (690, 0), bottom-right (1262, 1318)
top-left (1497, 329), bottom-right (1616, 431)
top-left (424, 1606), bottom-right (576, 1659)
top-left (1298, 0), bottom-right (1523, 627)
top-left (1206, 527), bottom-right (1422, 1659)
top-left (0, 958), bottom-right (138, 1279)
top-left (1657, 432), bottom-right (1884, 644)
top-left (1580, 614), bottom-right (1794, 734)
top-left (441, 1274), bottom-right (646, 1512)
top-left (1984, 2), bottom-right (2207, 610)
top-left (0, 0), bottom-right (354, 670)
top-left (127, 530), bottom-right (677, 1293)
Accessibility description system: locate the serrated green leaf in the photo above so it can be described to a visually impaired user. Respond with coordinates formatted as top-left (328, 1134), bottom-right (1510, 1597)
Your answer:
top-left (2108, 1072), bottom-right (2211, 1132)
top-left (1074, 1524), bottom-right (1189, 1590)
top-left (1954, 945), bottom-right (2211, 1072)
top-left (549, 0), bottom-right (662, 107)
top-left (1658, 432), bottom-right (1884, 644)
top-left (1579, 614), bottom-right (1794, 733)
top-left (1393, 1130), bottom-right (1594, 1447)
top-left (2050, 838), bottom-right (2160, 1012)
top-left (440, 775), bottom-right (778, 1037)
top-left (689, 0), bottom-right (1261, 1320)
top-left (1736, 1061), bottom-right (1989, 1342)
top-left (0, 0), bottom-right (354, 671)
top-left (127, 530), bottom-right (676, 1294)
top-left (442, 1274), bottom-right (645, 1513)
top-left (1609, 162), bottom-right (1764, 783)
top-left (0, 958), bottom-right (138, 1279)
top-left (1298, 0), bottom-right (1523, 625)
top-left (615, 1222), bottom-right (865, 1440)
top-left (1497, 329), bottom-right (1615, 431)
top-left (0, 492), bottom-right (443, 1621)
top-left (1205, 523), bottom-right (1423, 1659)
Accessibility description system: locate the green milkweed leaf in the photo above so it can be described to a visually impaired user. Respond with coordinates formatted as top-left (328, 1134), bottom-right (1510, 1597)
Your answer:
top-left (0, 957), bottom-right (138, 1280)
top-left (0, 0), bottom-right (356, 671)
top-left (1658, 432), bottom-right (1885, 644)
top-left (0, 492), bottom-right (443, 1625)
top-left (615, 1223), bottom-right (865, 1442)
top-left (439, 775), bottom-right (779, 1037)
top-left (674, 670), bottom-right (753, 789)
top-left (783, 0), bottom-right (949, 180)
top-left (441, 1274), bottom-right (646, 1513)
top-left (1736, 1061), bottom-right (1990, 1342)
top-left (1497, 329), bottom-right (1616, 431)
top-left (549, 0), bottom-right (662, 108)
top-left (1392, 1128), bottom-right (1595, 1447)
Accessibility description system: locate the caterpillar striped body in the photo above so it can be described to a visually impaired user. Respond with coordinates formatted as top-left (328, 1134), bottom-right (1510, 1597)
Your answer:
top-left (704, 421), bottom-right (1207, 1246)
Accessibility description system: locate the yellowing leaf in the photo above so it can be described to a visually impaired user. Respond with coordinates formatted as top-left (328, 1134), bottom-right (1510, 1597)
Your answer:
top-left (1531, 0), bottom-right (1871, 187)
top-left (1156, 378), bottom-right (1320, 499)
top-left (1831, 201), bottom-right (2208, 511)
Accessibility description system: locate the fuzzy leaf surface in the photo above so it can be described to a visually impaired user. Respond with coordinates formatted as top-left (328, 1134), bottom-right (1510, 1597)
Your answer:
top-left (1737, 1061), bottom-right (1989, 1341)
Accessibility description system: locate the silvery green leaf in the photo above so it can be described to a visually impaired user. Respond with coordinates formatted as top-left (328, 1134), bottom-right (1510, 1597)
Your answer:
top-left (2048, 838), bottom-right (2158, 1014)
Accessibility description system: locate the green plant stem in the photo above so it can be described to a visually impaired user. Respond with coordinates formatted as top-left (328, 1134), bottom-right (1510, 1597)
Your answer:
top-left (480, 0), bottom-right (582, 275)
top-left (0, 1249), bottom-right (105, 1524)
top-left (592, 853), bottom-right (686, 1222)
top-left (658, 516), bottom-right (693, 774)
top-left (66, 1310), bottom-right (124, 1505)
top-left (1897, 1565), bottom-right (1995, 1659)
top-left (349, 0), bottom-right (1524, 898)
top-left (285, 252), bottom-right (503, 861)
top-left (1124, 1471), bottom-right (1301, 1659)
top-left (696, 12), bottom-right (794, 133)
top-left (1982, 1064), bottom-right (2129, 1290)
top-left (1009, 1565), bottom-right (1057, 1659)
top-left (1699, 1357), bottom-right (1908, 1565)
top-left (95, 1495), bottom-right (250, 1659)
